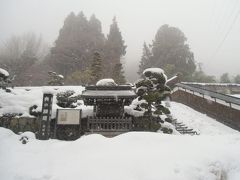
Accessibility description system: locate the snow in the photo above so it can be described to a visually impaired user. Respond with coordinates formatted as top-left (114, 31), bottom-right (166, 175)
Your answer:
top-left (167, 75), bottom-right (178, 83)
top-left (20, 131), bottom-right (36, 139)
top-left (0, 86), bottom-right (86, 118)
top-left (143, 67), bottom-right (167, 83)
top-left (1, 127), bottom-right (240, 180)
top-left (169, 102), bottom-right (238, 135)
top-left (143, 67), bottom-right (164, 75)
top-left (96, 78), bottom-right (117, 86)
top-left (1, 86), bottom-right (238, 135)
top-left (231, 94), bottom-right (240, 98)
top-left (1, 85), bottom-right (240, 179)
top-left (58, 74), bottom-right (64, 79)
top-left (182, 82), bottom-right (240, 87)
top-left (0, 68), bottom-right (9, 77)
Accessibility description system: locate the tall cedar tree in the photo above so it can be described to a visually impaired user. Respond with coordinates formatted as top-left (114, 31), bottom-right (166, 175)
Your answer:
top-left (104, 17), bottom-right (127, 77)
top-left (50, 12), bottom-right (105, 77)
top-left (90, 51), bottom-right (103, 84)
top-left (139, 24), bottom-right (196, 80)
top-left (138, 42), bottom-right (152, 75)
top-left (112, 63), bottom-right (126, 84)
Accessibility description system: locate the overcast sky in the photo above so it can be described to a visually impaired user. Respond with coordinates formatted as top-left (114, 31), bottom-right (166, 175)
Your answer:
top-left (0, 0), bottom-right (240, 81)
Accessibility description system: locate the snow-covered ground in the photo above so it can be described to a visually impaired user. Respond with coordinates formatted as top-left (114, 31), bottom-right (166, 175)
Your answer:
top-left (169, 102), bottom-right (238, 135)
top-left (1, 86), bottom-right (240, 179)
top-left (231, 94), bottom-right (240, 98)
top-left (0, 86), bottom-right (92, 118)
top-left (0, 127), bottom-right (240, 180)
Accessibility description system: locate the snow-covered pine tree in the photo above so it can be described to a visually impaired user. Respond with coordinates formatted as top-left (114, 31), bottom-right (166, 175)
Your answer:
top-left (135, 68), bottom-right (172, 133)
top-left (90, 51), bottom-right (103, 84)
top-left (104, 17), bottom-right (127, 77)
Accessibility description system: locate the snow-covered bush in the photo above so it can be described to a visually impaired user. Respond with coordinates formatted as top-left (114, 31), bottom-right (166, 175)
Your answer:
top-left (0, 68), bottom-right (11, 91)
top-left (56, 90), bottom-right (81, 108)
top-left (134, 68), bottom-right (172, 133)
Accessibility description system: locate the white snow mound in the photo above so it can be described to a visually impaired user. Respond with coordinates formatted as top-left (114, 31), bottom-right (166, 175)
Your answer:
top-left (96, 79), bottom-right (117, 86)
top-left (143, 67), bottom-right (165, 75)
top-left (1, 127), bottom-right (240, 180)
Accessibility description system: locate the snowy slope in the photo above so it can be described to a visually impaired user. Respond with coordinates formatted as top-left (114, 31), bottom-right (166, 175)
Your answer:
top-left (169, 102), bottom-right (238, 135)
top-left (1, 127), bottom-right (240, 180)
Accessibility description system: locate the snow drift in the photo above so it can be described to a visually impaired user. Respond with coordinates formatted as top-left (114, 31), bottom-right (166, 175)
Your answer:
top-left (0, 127), bottom-right (240, 180)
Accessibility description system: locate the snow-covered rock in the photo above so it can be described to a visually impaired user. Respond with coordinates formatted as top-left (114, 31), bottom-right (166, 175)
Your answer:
top-left (96, 79), bottom-right (117, 86)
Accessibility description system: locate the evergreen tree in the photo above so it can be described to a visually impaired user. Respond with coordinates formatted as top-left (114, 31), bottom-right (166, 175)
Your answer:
top-left (191, 63), bottom-right (216, 83)
top-left (90, 51), bottom-right (103, 84)
top-left (234, 75), bottom-right (240, 84)
top-left (112, 63), bottom-right (126, 84)
top-left (104, 17), bottom-right (127, 76)
top-left (50, 12), bottom-right (105, 77)
top-left (138, 42), bottom-right (152, 76)
top-left (135, 68), bottom-right (172, 133)
top-left (66, 68), bottom-right (91, 85)
top-left (140, 24), bottom-right (196, 81)
top-left (220, 73), bottom-right (231, 83)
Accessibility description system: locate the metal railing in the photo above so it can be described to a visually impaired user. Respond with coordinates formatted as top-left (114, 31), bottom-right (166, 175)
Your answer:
top-left (176, 83), bottom-right (240, 106)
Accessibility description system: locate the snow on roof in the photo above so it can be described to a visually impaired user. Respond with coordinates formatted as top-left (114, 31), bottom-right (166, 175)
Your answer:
top-left (0, 68), bottom-right (9, 77)
top-left (96, 79), bottom-right (117, 86)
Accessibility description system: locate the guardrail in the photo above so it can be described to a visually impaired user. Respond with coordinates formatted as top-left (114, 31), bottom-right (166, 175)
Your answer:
top-left (176, 83), bottom-right (240, 106)
top-left (172, 83), bottom-right (240, 131)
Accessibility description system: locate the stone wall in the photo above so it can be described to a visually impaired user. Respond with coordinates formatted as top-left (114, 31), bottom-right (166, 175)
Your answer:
top-left (0, 116), bottom-right (39, 134)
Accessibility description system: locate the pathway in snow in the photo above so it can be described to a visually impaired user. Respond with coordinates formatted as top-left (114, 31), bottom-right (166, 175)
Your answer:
top-left (169, 101), bottom-right (239, 135)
